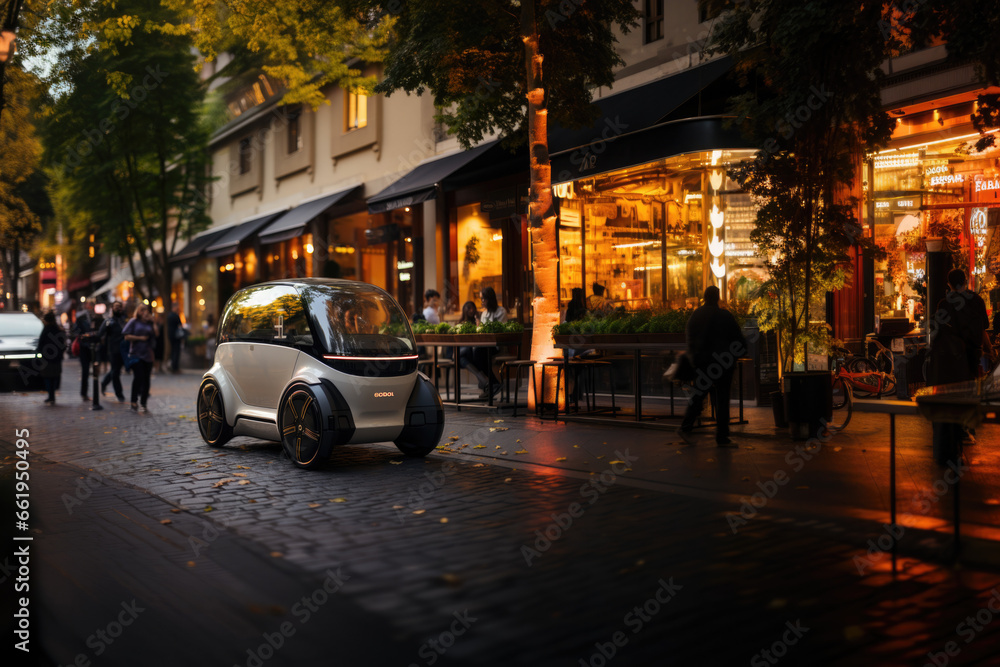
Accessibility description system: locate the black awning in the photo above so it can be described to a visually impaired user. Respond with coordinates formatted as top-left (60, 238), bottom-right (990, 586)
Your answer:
top-left (170, 227), bottom-right (231, 266)
top-left (367, 141), bottom-right (498, 214)
top-left (205, 211), bottom-right (286, 258)
top-left (550, 116), bottom-right (752, 182)
top-left (548, 56), bottom-right (734, 158)
top-left (258, 186), bottom-right (361, 245)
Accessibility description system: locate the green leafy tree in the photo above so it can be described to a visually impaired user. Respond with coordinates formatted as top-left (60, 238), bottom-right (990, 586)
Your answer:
top-left (39, 0), bottom-right (212, 311)
top-left (711, 0), bottom-right (896, 373)
top-left (0, 65), bottom-right (46, 310)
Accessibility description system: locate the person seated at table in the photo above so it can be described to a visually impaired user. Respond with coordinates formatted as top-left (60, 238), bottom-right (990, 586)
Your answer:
top-left (455, 301), bottom-right (492, 398)
top-left (565, 287), bottom-right (587, 323)
top-left (473, 288), bottom-right (506, 398)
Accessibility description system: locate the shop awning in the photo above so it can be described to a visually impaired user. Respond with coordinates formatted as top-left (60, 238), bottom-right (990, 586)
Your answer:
top-left (550, 115), bottom-right (752, 181)
top-left (170, 227), bottom-right (232, 266)
top-left (367, 141), bottom-right (498, 214)
top-left (205, 211), bottom-right (286, 258)
top-left (91, 265), bottom-right (134, 297)
top-left (548, 56), bottom-right (734, 155)
top-left (258, 186), bottom-right (361, 245)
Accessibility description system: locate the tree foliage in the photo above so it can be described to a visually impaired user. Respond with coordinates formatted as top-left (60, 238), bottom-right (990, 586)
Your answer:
top-left (39, 0), bottom-right (211, 306)
top-left (171, 0), bottom-right (392, 108)
top-left (711, 0), bottom-right (896, 372)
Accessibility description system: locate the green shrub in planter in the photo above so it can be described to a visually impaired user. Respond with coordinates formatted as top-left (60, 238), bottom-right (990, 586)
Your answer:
top-left (411, 321), bottom-right (433, 334)
top-left (434, 322), bottom-right (453, 334)
top-left (503, 320), bottom-right (524, 334)
top-left (477, 321), bottom-right (507, 334)
top-left (454, 321), bottom-right (477, 335)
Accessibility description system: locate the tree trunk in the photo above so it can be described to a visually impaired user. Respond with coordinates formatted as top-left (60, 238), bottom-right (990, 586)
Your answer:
top-left (521, 1), bottom-right (559, 410)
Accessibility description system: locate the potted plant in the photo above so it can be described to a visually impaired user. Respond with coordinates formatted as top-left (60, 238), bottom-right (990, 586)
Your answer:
top-left (713, 1), bottom-right (895, 438)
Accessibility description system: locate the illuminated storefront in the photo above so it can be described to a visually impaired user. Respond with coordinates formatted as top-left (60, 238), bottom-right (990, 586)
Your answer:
top-left (870, 118), bottom-right (1000, 323)
top-left (554, 149), bottom-right (759, 311)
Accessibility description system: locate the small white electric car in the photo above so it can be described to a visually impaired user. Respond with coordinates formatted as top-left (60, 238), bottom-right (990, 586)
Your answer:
top-left (197, 279), bottom-right (444, 468)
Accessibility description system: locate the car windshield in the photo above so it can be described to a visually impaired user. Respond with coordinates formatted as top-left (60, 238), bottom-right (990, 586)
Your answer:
top-left (0, 314), bottom-right (43, 337)
top-left (300, 284), bottom-right (415, 357)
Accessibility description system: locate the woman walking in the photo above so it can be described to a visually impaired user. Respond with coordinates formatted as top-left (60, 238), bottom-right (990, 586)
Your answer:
top-left (34, 311), bottom-right (67, 405)
top-left (122, 304), bottom-right (157, 412)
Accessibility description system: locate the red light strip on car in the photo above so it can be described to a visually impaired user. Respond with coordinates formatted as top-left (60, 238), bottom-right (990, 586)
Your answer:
top-left (323, 355), bottom-right (419, 361)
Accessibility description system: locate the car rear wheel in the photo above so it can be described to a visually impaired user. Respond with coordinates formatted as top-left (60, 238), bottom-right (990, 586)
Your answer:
top-left (279, 383), bottom-right (332, 469)
top-left (198, 379), bottom-right (233, 447)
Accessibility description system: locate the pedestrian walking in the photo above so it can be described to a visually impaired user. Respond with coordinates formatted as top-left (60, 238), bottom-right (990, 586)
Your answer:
top-left (98, 301), bottom-right (127, 402)
top-left (926, 269), bottom-right (991, 465)
top-left (679, 285), bottom-right (747, 447)
top-left (153, 311), bottom-right (166, 374)
top-left (166, 303), bottom-right (184, 373)
top-left (122, 304), bottom-right (157, 412)
top-left (72, 299), bottom-right (97, 401)
top-left (33, 310), bottom-right (67, 405)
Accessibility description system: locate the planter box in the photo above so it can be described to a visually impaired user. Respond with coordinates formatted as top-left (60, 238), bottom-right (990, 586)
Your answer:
top-left (415, 333), bottom-right (523, 345)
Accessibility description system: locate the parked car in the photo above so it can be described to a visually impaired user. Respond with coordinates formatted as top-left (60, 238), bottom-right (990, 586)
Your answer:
top-left (0, 312), bottom-right (43, 391)
top-left (198, 279), bottom-right (445, 469)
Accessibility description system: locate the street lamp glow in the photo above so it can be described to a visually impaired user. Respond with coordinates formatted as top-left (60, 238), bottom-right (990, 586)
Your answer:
top-left (196, 285), bottom-right (203, 292)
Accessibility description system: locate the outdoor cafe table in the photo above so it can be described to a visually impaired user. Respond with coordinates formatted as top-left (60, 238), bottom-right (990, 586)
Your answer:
top-left (552, 336), bottom-right (750, 425)
top-left (414, 333), bottom-right (522, 410)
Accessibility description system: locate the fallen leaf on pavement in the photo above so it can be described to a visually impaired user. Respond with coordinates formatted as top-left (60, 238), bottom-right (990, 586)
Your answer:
top-left (472, 463), bottom-right (484, 467)
top-left (238, 480), bottom-right (250, 485)
top-left (493, 419), bottom-right (504, 423)
top-left (331, 498), bottom-right (347, 503)
top-left (440, 518), bottom-right (449, 524)
top-left (170, 508), bottom-right (181, 513)
top-left (448, 435), bottom-right (460, 441)
top-left (270, 551), bottom-right (283, 558)
top-left (160, 519), bottom-right (172, 525)
top-left (504, 478), bottom-right (512, 483)
top-left (473, 445), bottom-right (486, 449)
top-left (555, 457), bottom-right (567, 462)
top-left (490, 427), bottom-right (509, 432)
top-left (514, 450), bottom-right (528, 455)
top-left (212, 478), bottom-right (236, 488)
top-left (413, 509), bottom-right (426, 515)
top-left (609, 460), bottom-right (625, 465)
top-left (187, 561), bottom-right (196, 568)
top-left (203, 506), bottom-right (213, 512)
top-left (390, 460), bottom-right (402, 464)
top-left (233, 473), bottom-right (248, 477)
top-left (308, 503), bottom-right (321, 508)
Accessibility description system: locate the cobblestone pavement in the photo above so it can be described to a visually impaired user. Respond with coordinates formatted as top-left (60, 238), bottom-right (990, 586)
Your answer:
top-left (3, 365), bottom-right (1000, 666)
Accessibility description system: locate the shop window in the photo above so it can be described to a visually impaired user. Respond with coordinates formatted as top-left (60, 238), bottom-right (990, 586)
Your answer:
top-left (286, 107), bottom-right (303, 154)
top-left (644, 0), bottom-right (664, 44)
top-left (457, 204), bottom-right (505, 311)
top-left (238, 137), bottom-right (253, 175)
top-left (346, 91), bottom-right (368, 132)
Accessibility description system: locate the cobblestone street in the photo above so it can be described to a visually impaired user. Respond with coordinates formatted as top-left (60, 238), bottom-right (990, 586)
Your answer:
top-left (4, 366), bottom-right (1000, 666)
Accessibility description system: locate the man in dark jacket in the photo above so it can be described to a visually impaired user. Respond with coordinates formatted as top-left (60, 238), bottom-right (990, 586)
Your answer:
top-left (166, 303), bottom-right (184, 373)
top-left (98, 300), bottom-right (127, 401)
top-left (73, 300), bottom-right (97, 401)
top-left (927, 269), bottom-right (991, 465)
top-left (680, 286), bottom-right (747, 446)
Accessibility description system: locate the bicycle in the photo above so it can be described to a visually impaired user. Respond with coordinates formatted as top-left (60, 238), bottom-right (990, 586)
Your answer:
top-left (827, 346), bottom-right (897, 432)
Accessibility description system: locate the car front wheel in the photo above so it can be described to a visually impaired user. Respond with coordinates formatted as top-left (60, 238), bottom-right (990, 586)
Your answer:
top-left (279, 383), bottom-right (332, 469)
